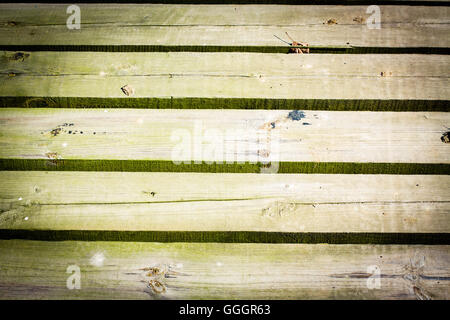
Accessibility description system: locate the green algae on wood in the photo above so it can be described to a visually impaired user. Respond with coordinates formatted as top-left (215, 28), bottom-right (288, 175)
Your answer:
top-left (0, 230), bottom-right (449, 244)
top-left (1, 45), bottom-right (450, 54)
top-left (0, 159), bottom-right (449, 174)
top-left (0, 97), bottom-right (449, 111)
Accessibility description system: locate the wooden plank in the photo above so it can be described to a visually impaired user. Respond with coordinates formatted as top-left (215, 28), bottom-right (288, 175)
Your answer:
top-left (0, 108), bottom-right (448, 164)
top-left (1, 52), bottom-right (448, 101)
top-left (0, 4), bottom-right (449, 48)
top-left (0, 171), bottom-right (448, 233)
top-left (1, 4), bottom-right (447, 27)
top-left (3, 72), bottom-right (447, 100)
top-left (4, 52), bottom-right (450, 78)
top-left (0, 240), bottom-right (448, 299)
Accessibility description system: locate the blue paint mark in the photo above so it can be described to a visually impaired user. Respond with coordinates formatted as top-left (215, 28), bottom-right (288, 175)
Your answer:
top-left (288, 110), bottom-right (305, 121)
top-left (302, 122), bottom-right (311, 126)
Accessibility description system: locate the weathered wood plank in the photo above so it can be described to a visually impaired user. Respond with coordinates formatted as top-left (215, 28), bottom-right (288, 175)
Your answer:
top-left (0, 240), bottom-right (448, 299)
top-left (4, 52), bottom-right (450, 78)
top-left (4, 73), bottom-right (447, 100)
top-left (1, 52), bottom-right (448, 101)
top-left (0, 4), bottom-right (449, 48)
top-left (0, 4), bottom-right (447, 27)
top-left (0, 171), bottom-right (448, 233)
top-left (0, 108), bottom-right (448, 163)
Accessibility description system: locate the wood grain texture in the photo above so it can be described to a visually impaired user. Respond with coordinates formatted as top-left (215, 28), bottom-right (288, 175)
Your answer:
top-left (0, 2), bottom-right (449, 301)
top-left (0, 171), bottom-right (448, 233)
top-left (0, 108), bottom-right (448, 163)
top-left (1, 52), bottom-right (449, 100)
top-left (4, 52), bottom-right (450, 78)
top-left (0, 240), bottom-right (448, 299)
top-left (0, 4), bottom-right (449, 47)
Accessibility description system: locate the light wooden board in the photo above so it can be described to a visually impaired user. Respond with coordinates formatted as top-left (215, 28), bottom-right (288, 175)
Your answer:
top-left (0, 171), bottom-right (448, 233)
top-left (4, 52), bottom-right (450, 78)
top-left (0, 108), bottom-right (449, 163)
top-left (0, 240), bottom-right (448, 299)
top-left (0, 4), bottom-right (449, 47)
top-left (1, 52), bottom-right (449, 100)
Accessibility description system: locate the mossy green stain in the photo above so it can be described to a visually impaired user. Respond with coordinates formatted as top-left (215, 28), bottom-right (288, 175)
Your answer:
top-left (0, 45), bottom-right (449, 54)
top-left (0, 159), bottom-right (449, 175)
top-left (0, 97), bottom-right (448, 112)
top-left (0, 230), bottom-right (448, 245)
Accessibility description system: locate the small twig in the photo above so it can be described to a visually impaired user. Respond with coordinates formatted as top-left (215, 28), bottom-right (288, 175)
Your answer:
top-left (285, 32), bottom-right (295, 43)
top-left (273, 34), bottom-right (291, 45)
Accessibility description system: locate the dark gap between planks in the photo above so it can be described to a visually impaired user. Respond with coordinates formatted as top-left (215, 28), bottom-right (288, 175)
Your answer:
top-left (1, 159), bottom-right (449, 175)
top-left (0, 230), bottom-right (448, 244)
top-left (1, 45), bottom-right (450, 54)
top-left (1, 97), bottom-right (449, 111)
